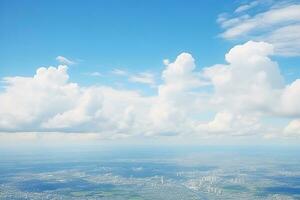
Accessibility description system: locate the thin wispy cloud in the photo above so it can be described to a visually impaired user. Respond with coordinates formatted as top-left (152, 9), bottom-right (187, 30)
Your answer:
top-left (234, 0), bottom-right (260, 13)
top-left (86, 72), bottom-right (102, 77)
top-left (218, 0), bottom-right (300, 56)
top-left (129, 72), bottom-right (156, 86)
top-left (111, 69), bottom-right (128, 76)
top-left (111, 68), bottom-right (156, 86)
top-left (56, 56), bottom-right (76, 65)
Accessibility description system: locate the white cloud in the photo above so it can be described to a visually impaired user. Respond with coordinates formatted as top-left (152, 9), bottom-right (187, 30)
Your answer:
top-left (56, 56), bottom-right (76, 65)
top-left (218, 1), bottom-right (300, 56)
top-left (204, 41), bottom-right (284, 114)
top-left (163, 59), bottom-right (170, 65)
top-left (284, 119), bottom-right (300, 136)
top-left (87, 72), bottom-right (102, 77)
top-left (0, 65), bottom-right (79, 130)
top-left (201, 41), bottom-right (300, 135)
top-left (0, 65), bottom-right (152, 136)
top-left (198, 111), bottom-right (261, 136)
top-left (266, 24), bottom-right (300, 56)
top-left (1, 41), bottom-right (300, 139)
top-left (112, 68), bottom-right (156, 86)
top-left (234, 1), bottom-right (259, 13)
top-left (129, 72), bottom-right (155, 86)
top-left (111, 69), bottom-right (127, 76)
top-left (221, 4), bottom-right (300, 39)
top-left (41, 88), bottom-right (103, 129)
top-left (280, 79), bottom-right (300, 117)
top-left (149, 53), bottom-right (208, 135)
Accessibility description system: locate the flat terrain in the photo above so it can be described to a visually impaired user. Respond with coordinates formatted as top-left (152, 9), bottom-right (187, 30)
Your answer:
top-left (0, 146), bottom-right (299, 199)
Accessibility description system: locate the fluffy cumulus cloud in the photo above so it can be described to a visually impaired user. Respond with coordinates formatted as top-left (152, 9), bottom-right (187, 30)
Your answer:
top-left (201, 41), bottom-right (300, 136)
top-left (149, 53), bottom-right (206, 135)
top-left (0, 65), bottom-right (152, 137)
top-left (218, 1), bottom-right (300, 56)
top-left (0, 65), bottom-right (79, 130)
top-left (1, 41), bottom-right (300, 139)
top-left (203, 41), bottom-right (284, 114)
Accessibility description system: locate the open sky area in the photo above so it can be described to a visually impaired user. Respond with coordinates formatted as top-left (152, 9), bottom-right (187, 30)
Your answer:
top-left (1, 0), bottom-right (300, 146)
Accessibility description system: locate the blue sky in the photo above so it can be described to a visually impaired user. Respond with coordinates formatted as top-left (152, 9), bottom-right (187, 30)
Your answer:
top-left (1, 1), bottom-right (235, 80)
top-left (1, 0), bottom-right (299, 84)
top-left (0, 0), bottom-right (300, 144)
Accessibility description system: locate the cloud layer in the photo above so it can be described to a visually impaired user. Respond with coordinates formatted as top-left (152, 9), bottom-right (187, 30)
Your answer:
top-left (1, 41), bottom-right (300, 139)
